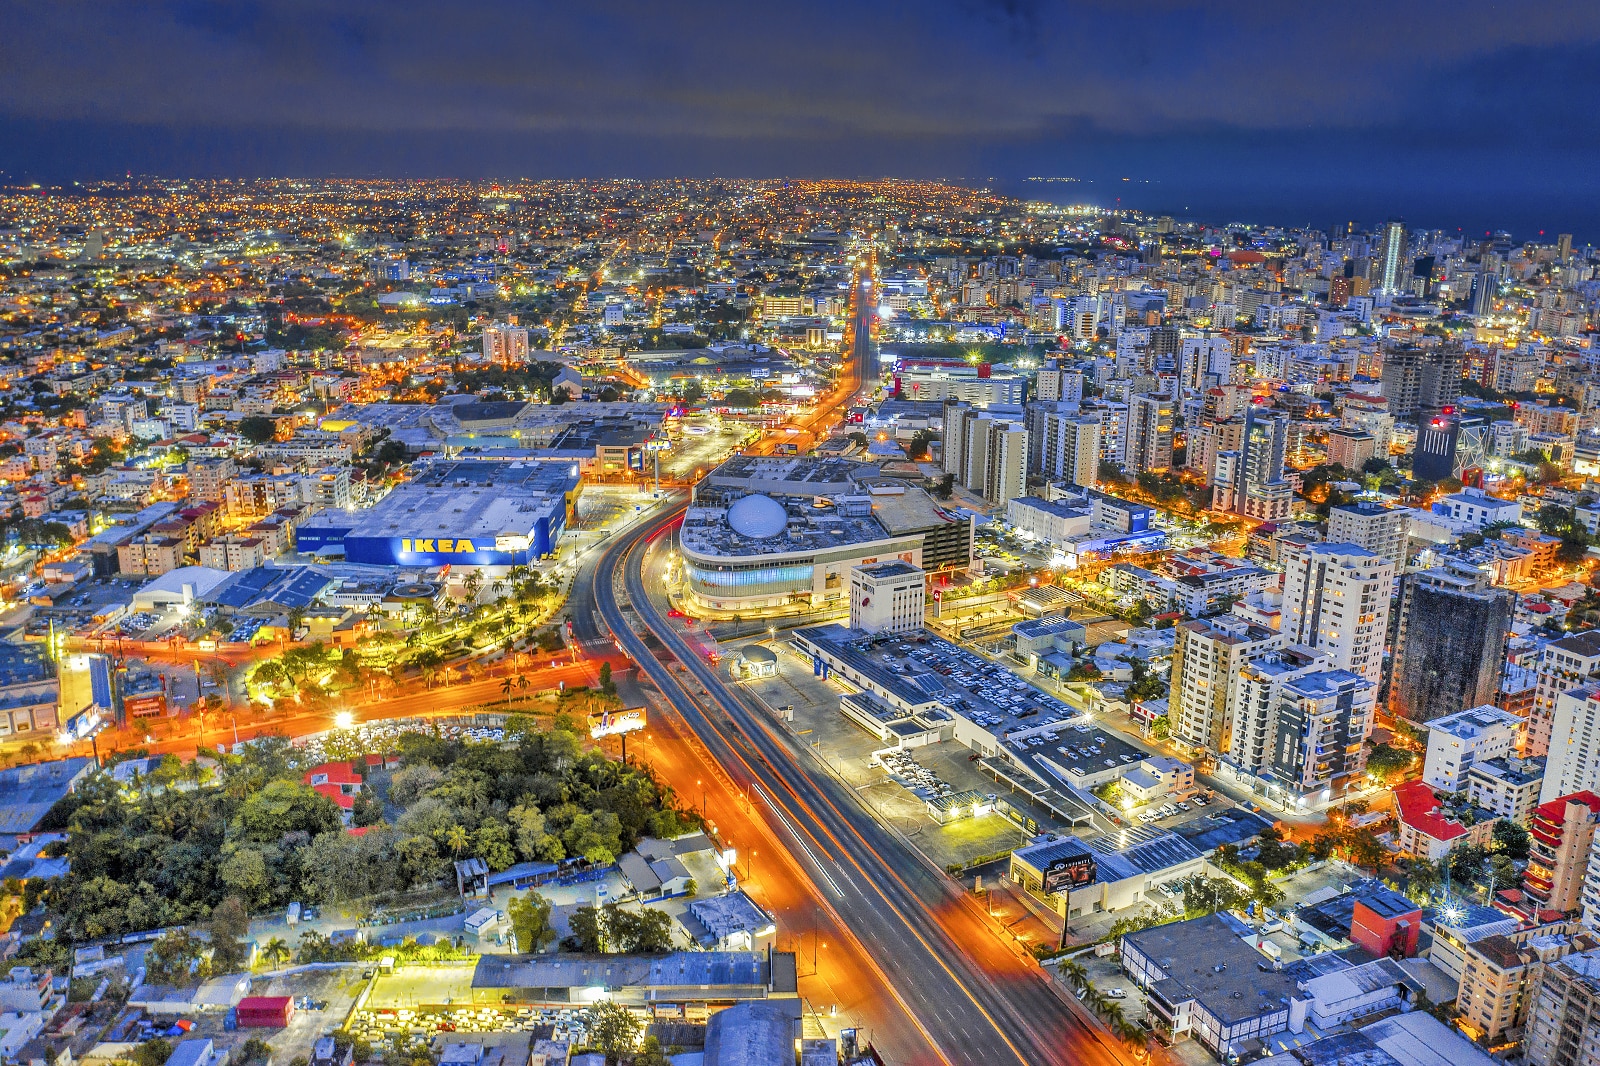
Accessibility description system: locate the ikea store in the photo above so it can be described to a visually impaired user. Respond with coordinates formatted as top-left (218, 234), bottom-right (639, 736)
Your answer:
top-left (296, 459), bottom-right (579, 567)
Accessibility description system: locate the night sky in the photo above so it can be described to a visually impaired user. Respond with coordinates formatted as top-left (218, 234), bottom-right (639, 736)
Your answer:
top-left (4, 1), bottom-right (1599, 236)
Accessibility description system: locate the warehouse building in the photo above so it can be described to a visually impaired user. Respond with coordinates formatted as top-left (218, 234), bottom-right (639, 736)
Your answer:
top-left (296, 459), bottom-right (579, 567)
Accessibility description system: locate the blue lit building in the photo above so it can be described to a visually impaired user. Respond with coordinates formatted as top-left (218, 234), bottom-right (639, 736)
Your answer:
top-left (296, 459), bottom-right (579, 567)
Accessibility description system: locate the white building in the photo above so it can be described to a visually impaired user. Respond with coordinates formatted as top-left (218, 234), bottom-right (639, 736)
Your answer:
top-left (1280, 542), bottom-right (1394, 685)
top-left (1529, 630), bottom-right (1600, 759)
top-left (1423, 705), bottom-right (1524, 794)
top-left (1006, 496), bottom-right (1092, 547)
top-left (1438, 487), bottom-right (1522, 530)
top-left (1327, 502), bottom-right (1410, 568)
top-left (849, 561), bottom-right (926, 636)
top-left (1541, 683), bottom-right (1600, 804)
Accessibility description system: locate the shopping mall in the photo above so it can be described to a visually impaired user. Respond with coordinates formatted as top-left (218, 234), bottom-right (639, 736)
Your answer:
top-left (676, 456), bottom-right (972, 612)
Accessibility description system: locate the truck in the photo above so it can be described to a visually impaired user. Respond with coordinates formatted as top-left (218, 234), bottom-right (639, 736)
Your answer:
top-left (286, 902), bottom-right (301, 927)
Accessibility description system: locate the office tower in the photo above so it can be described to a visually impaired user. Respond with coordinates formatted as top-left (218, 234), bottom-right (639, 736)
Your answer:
top-left (1326, 502), bottom-right (1408, 566)
top-left (1472, 268), bottom-right (1500, 317)
top-left (1126, 393), bottom-right (1175, 473)
top-left (942, 401), bottom-right (973, 479)
top-left (1170, 618), bottom-right (1281, 759)
top-left (1422, 705), bottom-right (1523, 793)
top-left (1389, 563), bottom-right (1515, 723)
top-left (1377, 218), bottom-right (1408, 293)
top-left (1524, 946), bottom-right (1600, 1066)
top-left (1525, 794), bottom-right (1600, 914)
top-left (1230, 646), bottom-right (1331, 782)
top-left (1270, 669), bottom-right (1378, 796)
top-left (1532, 633), bottom-right (1600, 758)
top-left (1544, 685), bottom-right (1600, 803)
top-left (981, 422), bottom-right (1028, 505)
top-left (1281, 542), bottom-right (1394, 685)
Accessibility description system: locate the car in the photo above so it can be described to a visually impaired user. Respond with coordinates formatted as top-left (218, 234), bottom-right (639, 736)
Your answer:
top-left (968, 753), bottom-right (982, 761)
top-left (1105, 988), bottom-right (1127, 999)
top-left (1177, 802), bottom-right (1191, 812)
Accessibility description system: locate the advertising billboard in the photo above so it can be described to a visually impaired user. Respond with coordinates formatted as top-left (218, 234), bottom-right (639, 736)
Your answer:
top-left (588, 707), bottom-right (647, 739)
top-left (1042, 854), bottom-right (1097, 896)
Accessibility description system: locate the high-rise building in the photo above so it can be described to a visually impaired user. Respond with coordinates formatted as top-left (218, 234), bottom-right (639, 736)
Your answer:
top-left (1229, 646), bottom-right (1331, 784)
top-left (1270, 669), bottom-right (1378, 797)
top-left (1377, 218), bottom-right (1408, 294)
top-left (1524, 945), bottom-right (1600, 1066)
top-left (1389, 564), bottom-right (1515, 723)
top-left (1530, 632), bottom-right (1600, 759)
top-left (1126, 393), bottom-right (1175, 474)
top-left (1326, 502), bottom-right (1409, 566)
top-left (1213, 406), bottom-right (1293, 521)
top-left (964, 419), bottom-right (1026, 504)
top-left (1557, 233), bottom-right (1574, 265)
top-left (1169, 617), bottom-right (1281, 759)
top-left (482, 322), bottom-right (531, 363)
top-left (942, 401), bottom-right (973, 480)
top-left (1281, 542), bottom-right (1394, 685)
top-left (1030, 404), bottom-right (1100, 487)
top-left (1525, 793), bottom-right (1600, 915)
top-left (1543, 684), bottom-right (1600, 803)
top-left (1472, 269), bottom-right (1500, 317)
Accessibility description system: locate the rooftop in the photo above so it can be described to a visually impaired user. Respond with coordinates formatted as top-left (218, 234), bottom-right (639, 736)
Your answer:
top-left (1427, 704), bottom-right (1522, 739)
top-left (1123, 913), bottom-right (1301, 1026)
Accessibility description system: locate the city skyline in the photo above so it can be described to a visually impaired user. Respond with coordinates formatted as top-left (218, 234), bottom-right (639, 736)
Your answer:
top-left (2, 1), bottom-right (1599, 236)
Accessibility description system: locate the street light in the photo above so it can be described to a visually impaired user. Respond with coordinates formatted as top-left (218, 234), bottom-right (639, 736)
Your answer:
top-left (335, 711), bottom-right (355, 729)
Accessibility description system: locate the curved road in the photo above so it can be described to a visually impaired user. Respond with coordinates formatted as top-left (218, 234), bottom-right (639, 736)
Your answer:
top-left (595, 509), bottom-right (1137, 1066)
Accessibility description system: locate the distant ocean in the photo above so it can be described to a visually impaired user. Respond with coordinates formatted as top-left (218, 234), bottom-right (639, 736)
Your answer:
top-left (980, 178), bottom-right (1599, 248)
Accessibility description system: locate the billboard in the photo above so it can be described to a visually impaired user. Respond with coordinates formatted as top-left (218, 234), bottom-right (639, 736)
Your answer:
top-left (1042, 853), bottom-right (1097, 896)
top-left (588, 707), bottom-right (646, 739)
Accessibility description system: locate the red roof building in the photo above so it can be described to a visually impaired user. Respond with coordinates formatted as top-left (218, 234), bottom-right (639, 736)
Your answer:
top-left (303, 762), bottom-right (363, 812)
top-left (1394, 780), bottom-right (1496, 862)
top-left (235, 996), bottom-right (294, 1028)
top-left (1524, 792), bottom-right (1600, 913)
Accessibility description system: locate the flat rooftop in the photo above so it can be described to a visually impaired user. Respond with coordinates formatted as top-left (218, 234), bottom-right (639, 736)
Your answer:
top-left (323, 459), bottom-right (577, 541)
top-left (1124, 913), bottom-right (1300, 1027)
top-left (796, 625), bottom-right (1080, 737)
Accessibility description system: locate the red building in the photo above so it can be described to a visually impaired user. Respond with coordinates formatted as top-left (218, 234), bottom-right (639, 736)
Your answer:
top-left (1524, 792), bottom-right (1600, 914)
top-left (303, 762), bottom-right (363, 814)
top-left (235, 996), bottom-right (294, 1028)
top-left (1349, 884), bottom-right (1422, 959)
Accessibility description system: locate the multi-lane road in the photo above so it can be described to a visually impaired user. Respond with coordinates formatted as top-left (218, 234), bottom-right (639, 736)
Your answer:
top-left (587, 263), bottom-right (1140, 1065)
top-left (595, 512), bottom-right (1135, 1066)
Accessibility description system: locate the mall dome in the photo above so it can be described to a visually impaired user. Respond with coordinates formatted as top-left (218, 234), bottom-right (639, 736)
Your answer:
top-left (726, 494), bottom-right (789, 539)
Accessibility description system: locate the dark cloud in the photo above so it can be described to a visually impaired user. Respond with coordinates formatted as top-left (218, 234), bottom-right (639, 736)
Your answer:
top-left (1, 0), bottom-right (1596, 233)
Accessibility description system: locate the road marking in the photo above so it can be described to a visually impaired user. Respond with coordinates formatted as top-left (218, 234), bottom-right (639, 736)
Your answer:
top-left (750, 781), bottom-right (844, 899)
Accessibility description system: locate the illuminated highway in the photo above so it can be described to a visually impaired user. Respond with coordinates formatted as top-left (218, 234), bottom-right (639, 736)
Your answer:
top-left (596, 512), bottom-right (1136, 1066)
top-left (589, 264), bottom-right (1141, 1065)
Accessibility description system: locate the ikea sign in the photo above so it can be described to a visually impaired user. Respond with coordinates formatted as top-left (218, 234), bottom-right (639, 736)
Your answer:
top-left (400, 538), bottom-right (482, 554)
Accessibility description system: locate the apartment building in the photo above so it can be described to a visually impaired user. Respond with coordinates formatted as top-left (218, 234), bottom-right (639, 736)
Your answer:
top-left (1280, 542), bottom-right (1394, 686)
top-left (1526, 793), bottom-right (1600, 915)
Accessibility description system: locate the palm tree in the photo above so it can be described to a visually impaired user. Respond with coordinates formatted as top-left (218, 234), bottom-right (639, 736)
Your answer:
top-left (446, 824), bottom-right (470, 857)
top-left (1058, 958), bottom-right (1089, 994)
top-left (501, 676), bottom-right (514, 698)
top-left (1100, 1002), bottom-right (1125, 1028)
top-left (262, 937), bottom-right (290, 969)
